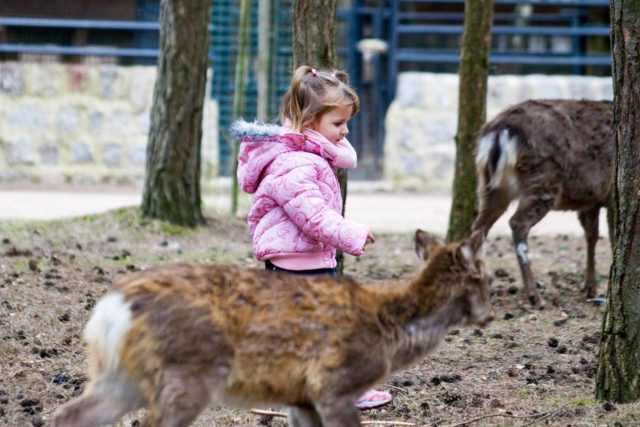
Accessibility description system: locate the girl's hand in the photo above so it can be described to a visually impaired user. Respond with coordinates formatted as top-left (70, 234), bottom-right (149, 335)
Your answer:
top-left (365, 231), bottom-right (375, 246)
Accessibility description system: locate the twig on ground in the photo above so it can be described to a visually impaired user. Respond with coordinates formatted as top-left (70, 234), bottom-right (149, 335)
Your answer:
top-left (250, 408), bottom-right (416, 425)
top-left (517, 405), bottom-right (567, 427)
top-left (441, 405), bottom-right (567, 427)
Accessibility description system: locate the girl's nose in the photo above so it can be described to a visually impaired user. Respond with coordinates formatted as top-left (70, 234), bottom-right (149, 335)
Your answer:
top-left (342, 127), bottom-right (349, 136)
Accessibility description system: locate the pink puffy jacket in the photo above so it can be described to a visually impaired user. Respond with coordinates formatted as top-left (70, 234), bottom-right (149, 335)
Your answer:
top-left (232, 120), bottom-right (369, 269)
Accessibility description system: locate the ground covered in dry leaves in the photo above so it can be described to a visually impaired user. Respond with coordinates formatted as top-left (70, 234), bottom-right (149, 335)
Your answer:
top-left (0, 207), bottom-right (636, 426)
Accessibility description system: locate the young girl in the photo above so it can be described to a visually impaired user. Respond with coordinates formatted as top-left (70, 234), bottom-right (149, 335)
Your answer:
top-left (231, 65), bottom-right (392, 410)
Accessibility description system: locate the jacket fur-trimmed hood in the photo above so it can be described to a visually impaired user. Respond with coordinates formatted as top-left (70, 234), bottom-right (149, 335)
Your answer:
top-left (230, 119), bottom-right (283, 140)
top-left (232, 118), bottom-right (358, 193)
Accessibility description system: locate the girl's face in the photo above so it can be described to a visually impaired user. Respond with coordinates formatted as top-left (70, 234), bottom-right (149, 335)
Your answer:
top-left (311, 105), bottom-right (352, 144)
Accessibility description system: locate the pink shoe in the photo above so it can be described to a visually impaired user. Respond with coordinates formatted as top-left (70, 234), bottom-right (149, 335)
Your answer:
top-left (355, 388), bottom-right (392, 410)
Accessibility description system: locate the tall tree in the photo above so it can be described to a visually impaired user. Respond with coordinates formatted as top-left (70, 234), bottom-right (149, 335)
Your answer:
top-left (446, 0), bottom-right (494, 242)
top-left (257, 0), bottom-right (277, 121)
top-left (230, 0), bottom-right (251, 216)
top-left (141, 0), bottom-right (210, 226)
top-left (292, 0), bottom-right (348, 273)
top-left (596, 1), bottom-right (640, 403)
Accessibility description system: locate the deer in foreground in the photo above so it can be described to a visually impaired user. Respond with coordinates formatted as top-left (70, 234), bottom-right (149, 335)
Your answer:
top-left (52, 232), bottom-right (492, 427)
top-left (471, 99), bottom-right (614, 306)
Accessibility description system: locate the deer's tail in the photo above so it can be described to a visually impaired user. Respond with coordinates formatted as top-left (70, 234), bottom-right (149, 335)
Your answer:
top-left (83, 291), bottom-right (133, 378)
top-left (475, 128), bottom-right (518, 192)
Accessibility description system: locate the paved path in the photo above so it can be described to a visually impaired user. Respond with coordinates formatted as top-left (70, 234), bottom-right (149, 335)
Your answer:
top-left (0, 189), bottom-right (607, 236)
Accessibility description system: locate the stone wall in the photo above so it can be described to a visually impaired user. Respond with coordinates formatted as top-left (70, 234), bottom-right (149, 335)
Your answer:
top-left (0, 62), bottom-right (218, 187)
top-left (0, 64), bottom-right (614, 193)
top-left (384, 73), bottom-right (613, 193)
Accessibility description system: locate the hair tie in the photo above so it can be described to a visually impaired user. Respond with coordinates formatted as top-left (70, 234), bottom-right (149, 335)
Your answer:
top-left (310, 68), bottom-right (317, 77)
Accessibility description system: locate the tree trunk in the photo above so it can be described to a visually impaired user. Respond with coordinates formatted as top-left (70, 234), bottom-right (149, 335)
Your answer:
top-left (141, 0), bottom-right (209, 226)
top-left (292, 0), bottom-right (347, 273)
top-left (230, 0), bottom-right (251, 216)
top-left (595, 0), bottom-right (640, 403)
top-left (292, 0), bottom-right (338, 70)
top-left (446, 0), bottom-right (494, 242)
top-left (257, 0), bottom-right (276, 122)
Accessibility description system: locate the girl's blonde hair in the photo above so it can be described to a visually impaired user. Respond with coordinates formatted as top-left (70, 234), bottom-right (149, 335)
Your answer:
top-left (280, 65), bottom-right (360, 132)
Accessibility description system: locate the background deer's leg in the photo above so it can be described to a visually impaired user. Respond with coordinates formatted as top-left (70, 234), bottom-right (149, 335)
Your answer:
top-left (472, 188), bottom-right (511, 236)
top-left (509, 194), bottom-right (555, 306)
top-left (140, 369), bottom-right (210, 427)
top-left (315, 397), bottom-right (360, 427)
top-left (578, 207), bottom-right (600, 298)
top-left (288, 405), bottom-right (323, 427)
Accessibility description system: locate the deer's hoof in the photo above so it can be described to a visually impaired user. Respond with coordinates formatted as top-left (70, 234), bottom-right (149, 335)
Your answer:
top-left (528, 293), bottom-right (545, 307)
top-left (583, 282), bottom-right (597, 299)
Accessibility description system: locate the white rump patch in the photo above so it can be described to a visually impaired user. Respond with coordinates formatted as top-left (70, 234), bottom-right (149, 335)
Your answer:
top-left (516, 243), bottom-right (530, 264)
top-left (477, 129), bottom-right (519, 193)
top-left (84, 291), bottom-right (132, 372)
top-left (475, 132), bottom-right (495, 167)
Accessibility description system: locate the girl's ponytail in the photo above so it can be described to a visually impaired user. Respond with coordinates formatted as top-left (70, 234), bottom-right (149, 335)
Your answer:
top-left (281, 66), bottom-right (315, 131)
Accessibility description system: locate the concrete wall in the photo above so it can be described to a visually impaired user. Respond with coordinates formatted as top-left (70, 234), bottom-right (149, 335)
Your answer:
top-left (384, 72), bottom-right (613, 193)
top-left (0, 62), bottom-right (218, 187)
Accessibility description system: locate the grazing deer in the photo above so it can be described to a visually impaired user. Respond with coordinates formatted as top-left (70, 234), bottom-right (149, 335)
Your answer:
top-left (471, 99), bottom-right (614, 305)
top-left (52, 232), bottom-right (492, 427)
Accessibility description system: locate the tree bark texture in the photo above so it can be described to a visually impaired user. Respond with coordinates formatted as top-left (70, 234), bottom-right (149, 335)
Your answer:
top-left (230, 0), bottom-right (251, 216)
top-left (596, 0), bottom-right (640, 403)
top-left (446, 0), bottom-right (494, 242)
top-left (292, 0), bottom-right (339, 69)
top-left (292, 0), bottom-right (346, 272)
top-left (141, 0), bottom-right (209, 226)
top-left (257, 0), bottom-right (277, 121)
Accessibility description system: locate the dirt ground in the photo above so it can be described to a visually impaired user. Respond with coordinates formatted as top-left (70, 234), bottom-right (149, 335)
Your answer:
top-left (0, 207), bottom-right (636, 426)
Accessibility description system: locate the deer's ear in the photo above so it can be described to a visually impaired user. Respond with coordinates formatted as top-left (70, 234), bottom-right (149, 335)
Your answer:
top-left (414, 229), bottom-right (444, 262)
top-left (460, 230), bottom-right (485, 265)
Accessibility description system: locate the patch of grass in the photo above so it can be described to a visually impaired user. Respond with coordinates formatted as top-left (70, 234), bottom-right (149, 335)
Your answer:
top-left (573, 399), bottom-right (597, 406)
top-left (112, 207), bottom-right (142, 227)
top-left (160, 223), bottom-right (192, 236)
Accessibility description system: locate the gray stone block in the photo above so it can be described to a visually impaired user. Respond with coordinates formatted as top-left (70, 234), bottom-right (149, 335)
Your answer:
top-left (89, 109), bottom-right (105, 133)
top-left (99, 66), bottom-right (120, 99)
top-left (71, 142), bottom-right (94, 164)
top-left (0, 63), bottom-right (25, 96)
top-left (58, 107), bottom-right (81, 134)
top-left (30, 64), bottom-right (60, 97)
top-left (128, 145), bottom-right (146, 166)
top-left (3, 139), bottom-right (35, 165)
top-left (111, 110), bottom-right (132, 137)
top-left (39, 144), bottom-right (59, 165)
top-left (103, 143), bottom-right (123, 167)
top-left (1, 170), bottom-right (31, 183)
top-left (6, 105), bottom-right (48, 130)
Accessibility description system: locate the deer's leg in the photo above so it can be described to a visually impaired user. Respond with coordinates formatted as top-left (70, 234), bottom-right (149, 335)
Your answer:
top-left (288, 405), bottom-right (323, 427)
top-left (140, 369), bottom-right (210, 427)
top-left (52, 376), bottom-right (143, 427)
top-left (509, 194), bottom-right (555, 306)
top-left (315, 397), bottom-right (361, 427)
top-left (472, 188), bottom-right (511, 236)
top-left (578, 207), bottom-right (600, 298)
